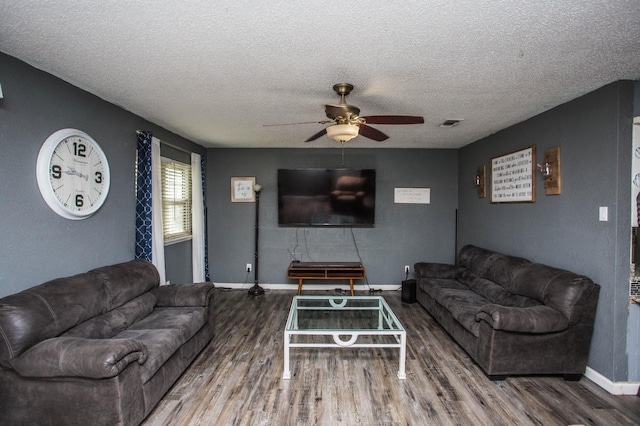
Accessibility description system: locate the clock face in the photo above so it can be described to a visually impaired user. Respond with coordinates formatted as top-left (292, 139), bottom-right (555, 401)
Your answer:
top-left (36, 129), bottom-right (111, 220)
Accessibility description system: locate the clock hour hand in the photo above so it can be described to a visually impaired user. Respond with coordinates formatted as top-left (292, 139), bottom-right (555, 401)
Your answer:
top-left (64, 166), bottom-right (89, 181)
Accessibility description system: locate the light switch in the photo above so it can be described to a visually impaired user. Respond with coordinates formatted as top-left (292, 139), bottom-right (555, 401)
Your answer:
top-left (599, 206), bottom-right (608, 221)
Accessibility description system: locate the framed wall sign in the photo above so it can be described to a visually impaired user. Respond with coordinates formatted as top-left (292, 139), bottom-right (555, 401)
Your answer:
top-left (491, 146), bottom-right (536, 203)
top-left (231, 177), bottom-right (255, 202)
top-left (394, 188), bottom-right (431, 204)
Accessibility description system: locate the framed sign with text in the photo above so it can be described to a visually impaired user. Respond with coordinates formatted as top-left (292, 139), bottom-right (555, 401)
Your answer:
top-left (491, 146), bottom-right (536, 203)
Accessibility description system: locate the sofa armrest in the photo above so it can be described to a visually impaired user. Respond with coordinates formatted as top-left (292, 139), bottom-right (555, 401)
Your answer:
top-left (414, 262), bottom-right (456, 279)
top-left (10, 337), bottom-right (147, 379)
top-left (152, 282), bottom-right (215, 307)
top-left (476, 304), bottom-right (569, 333)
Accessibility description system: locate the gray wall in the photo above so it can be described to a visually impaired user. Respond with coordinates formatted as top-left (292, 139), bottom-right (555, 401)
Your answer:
top-left (206, 148), bottom-right (458, 286)
top-left (458, 81), bottom-right (635, 381)
top-left (0, 52), bottom-right (203, 297)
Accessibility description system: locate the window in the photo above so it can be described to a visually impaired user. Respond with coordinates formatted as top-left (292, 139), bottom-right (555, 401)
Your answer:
top-left (161, 158), bottom-right (192, 244)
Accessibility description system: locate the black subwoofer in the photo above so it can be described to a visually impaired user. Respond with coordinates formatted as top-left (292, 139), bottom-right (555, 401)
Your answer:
top-left (401, 279), bottom-right (416, 303)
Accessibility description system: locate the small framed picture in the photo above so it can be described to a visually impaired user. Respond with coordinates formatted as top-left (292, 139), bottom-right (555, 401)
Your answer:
top-left (231, 177), bottom-right (256, 202)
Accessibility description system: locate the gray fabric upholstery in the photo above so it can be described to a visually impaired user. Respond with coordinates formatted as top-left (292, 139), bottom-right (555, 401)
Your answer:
top-left (0, 259), bottom-right (215, 425)
top-left (415, 245), bottom-right (600, 379)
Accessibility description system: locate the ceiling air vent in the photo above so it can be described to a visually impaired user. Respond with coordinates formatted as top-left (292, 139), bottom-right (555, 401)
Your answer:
top-left (439, 119), bottom-right (463, 128)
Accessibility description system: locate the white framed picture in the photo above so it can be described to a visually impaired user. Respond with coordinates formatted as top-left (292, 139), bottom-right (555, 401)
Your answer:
top-left (231, 177), bottom-right (255, 202)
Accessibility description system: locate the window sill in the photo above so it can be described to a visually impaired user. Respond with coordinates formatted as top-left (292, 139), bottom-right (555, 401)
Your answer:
top-left (164, 235), bottom-right (192, 246)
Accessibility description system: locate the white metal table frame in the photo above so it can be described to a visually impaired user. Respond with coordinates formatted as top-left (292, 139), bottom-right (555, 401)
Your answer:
top-left (283, 295), bottom-right (407, 380)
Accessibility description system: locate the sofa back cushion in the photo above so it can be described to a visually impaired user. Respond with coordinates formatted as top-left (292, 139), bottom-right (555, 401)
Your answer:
top-left (510, 263), bottom-right (599, 323)
top-left (90, 259), bottom-right (159, 311)
top-left (457, 245), bottom-right (493, 273)
top-left (0, 259), bottom-right (159, 366)
top-left (458, 245), bottom-right (531, 288)
top-left (0, 271), bottom-right (108, 367)
top-left (482, 253), bottom-right (530, 288)
top-left (62, 292), bottom-right (157, 339)
top-left (456, 268), bottom-right (540, 308)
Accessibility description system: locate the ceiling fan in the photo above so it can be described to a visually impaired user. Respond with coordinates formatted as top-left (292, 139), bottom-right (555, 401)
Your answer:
top-left (265, 83), bottom-right (424, 143)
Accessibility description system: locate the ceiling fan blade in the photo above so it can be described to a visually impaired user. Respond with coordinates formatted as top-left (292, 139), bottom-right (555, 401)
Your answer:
top-left (325, 104), bottom-right (360, 120)
top-left (358, 124), bottom-right (389, 141)
top-left (305, 128), bottom-right (327, 142)
top-left (263, 120), bottom-right (332, 127)
top-left (361, 115), bottom-right (424, 125)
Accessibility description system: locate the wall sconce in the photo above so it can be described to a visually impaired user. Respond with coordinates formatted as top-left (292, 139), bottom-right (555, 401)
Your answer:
top-left (539, 147), bottom-right (562, 195)
top-left (536, 162), bottom-right (552, 177)
top-left (475, 165), bottom-right (486, 198)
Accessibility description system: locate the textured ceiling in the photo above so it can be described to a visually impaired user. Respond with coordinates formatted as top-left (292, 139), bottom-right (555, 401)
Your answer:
top-left (1, 1), bottom-right (639, 148)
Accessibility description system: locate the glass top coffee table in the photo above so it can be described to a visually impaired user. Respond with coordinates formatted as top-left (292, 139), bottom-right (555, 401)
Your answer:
top-left (283, 295), bottom-right (406, 380)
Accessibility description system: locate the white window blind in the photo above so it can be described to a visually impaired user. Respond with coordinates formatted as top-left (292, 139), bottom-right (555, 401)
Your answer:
top-left (161, 158), bottom-right (192, 244)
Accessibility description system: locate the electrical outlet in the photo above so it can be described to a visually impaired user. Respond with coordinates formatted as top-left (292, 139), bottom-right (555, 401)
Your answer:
top-left (404, 265), bottom-right (410, 274)
top-left (246, 264), bottom-right (252, 273)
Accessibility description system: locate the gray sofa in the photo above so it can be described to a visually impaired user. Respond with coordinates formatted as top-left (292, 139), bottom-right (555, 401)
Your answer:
top-left (415, 245), bottom-right (600, 380)
top-left (0, 259), bottom-right (215, 425)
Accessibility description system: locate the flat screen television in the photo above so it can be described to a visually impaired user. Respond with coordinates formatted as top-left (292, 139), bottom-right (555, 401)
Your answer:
top-left (278, 168), bottom-right (376, 226)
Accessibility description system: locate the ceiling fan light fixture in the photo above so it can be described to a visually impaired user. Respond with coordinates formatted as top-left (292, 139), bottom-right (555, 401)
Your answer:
top-left (326, 123), bottom-right (359, 143)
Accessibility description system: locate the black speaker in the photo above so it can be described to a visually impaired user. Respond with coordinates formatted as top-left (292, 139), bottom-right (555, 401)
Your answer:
top-left (401, 279), bottom-right (416, 304)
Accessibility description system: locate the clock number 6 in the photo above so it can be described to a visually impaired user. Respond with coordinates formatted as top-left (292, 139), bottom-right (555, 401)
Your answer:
top-left (75, 194), bottom-right (84, 208)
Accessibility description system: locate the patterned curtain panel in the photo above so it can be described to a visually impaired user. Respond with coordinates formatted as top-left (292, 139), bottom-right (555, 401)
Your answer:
top-left (201, 154), bottom-right (210, 282)
top-left (135, 131), bottom-right (153, 261)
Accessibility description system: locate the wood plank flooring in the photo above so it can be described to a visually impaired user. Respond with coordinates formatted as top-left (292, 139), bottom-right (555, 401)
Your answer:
top-left (142, 289), bottom-right (640, 426)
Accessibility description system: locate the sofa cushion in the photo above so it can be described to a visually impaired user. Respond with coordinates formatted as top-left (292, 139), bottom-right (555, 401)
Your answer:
top-left (116, 306), bottom-right (208, 383)
top-left (456, 268), bottom-right (541, 308)
top-left (90, 259), bottom-right (159, 311)
top-left (476, 304), bottom-right (570, 333)
top-left (457, 245), bottom-right (494, 274)
top-left (510, 263), bottom-right (596, 323)
top-left (422, 279), bottom-right (488, 337)
top-left (115, 328), bottom-right (184, 383)
top-left (0, 271), bottom-right (108, 366)
top-left (482, 253), bottom-right (530, 288)
top-left (414, 263), bottom-right (456, 279)
top-left (10, 337), bottom-right (147, 379)
top-left (62, 292), bottom-right (157, 339)
top-left (153, 282), bottom-right (215, 307)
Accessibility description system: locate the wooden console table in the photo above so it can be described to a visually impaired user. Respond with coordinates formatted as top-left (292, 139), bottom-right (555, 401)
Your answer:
top-left (286, 261), bottom-right (366, 296)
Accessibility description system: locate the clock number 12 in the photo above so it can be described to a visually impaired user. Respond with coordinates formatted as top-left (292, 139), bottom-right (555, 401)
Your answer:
top-left (73, 142), bottom-right (86, 157)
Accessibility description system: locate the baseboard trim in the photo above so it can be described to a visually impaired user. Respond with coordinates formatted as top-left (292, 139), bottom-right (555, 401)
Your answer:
top-left (584, 367), bottom-right (640, 395)
top-left (214, 282), bottom-right (402, 292)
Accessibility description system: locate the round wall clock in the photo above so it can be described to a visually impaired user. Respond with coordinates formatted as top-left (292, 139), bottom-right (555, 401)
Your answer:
top-left (36, 128), bottom-right (111, 220)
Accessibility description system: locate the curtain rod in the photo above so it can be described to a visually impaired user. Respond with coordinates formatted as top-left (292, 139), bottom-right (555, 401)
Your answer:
top-left (136, 130), bottom-right (194, 155)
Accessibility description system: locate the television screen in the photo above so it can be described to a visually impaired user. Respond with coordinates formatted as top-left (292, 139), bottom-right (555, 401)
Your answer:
top-left (278, 168), bottom-right (376, 226)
